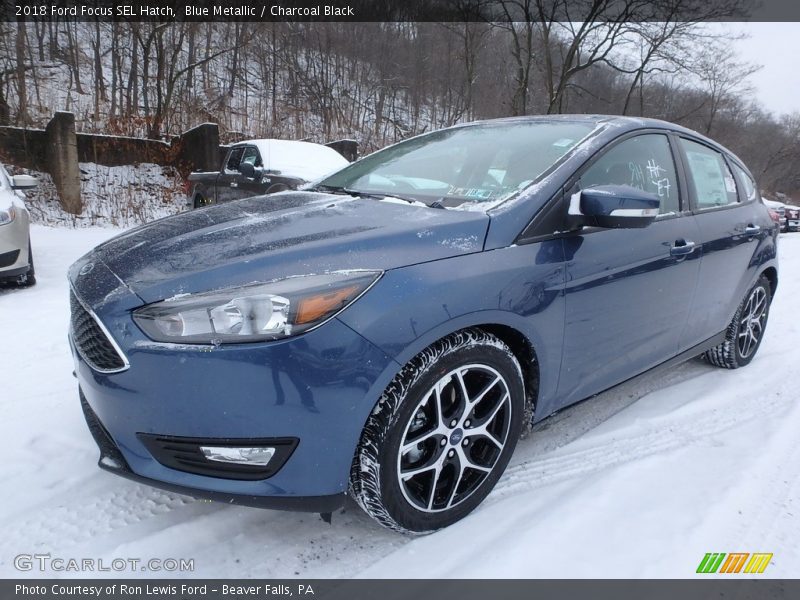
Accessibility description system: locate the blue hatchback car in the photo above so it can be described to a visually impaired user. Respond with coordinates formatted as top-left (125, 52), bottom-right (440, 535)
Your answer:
top-left (69, 116), bottom-right (778, 532)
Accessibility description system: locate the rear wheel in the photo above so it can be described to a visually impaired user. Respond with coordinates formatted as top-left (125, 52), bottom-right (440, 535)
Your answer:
top-left (350, 329), bottom-right (525, 533)
top-left (705, 275), bottom-right (771, 369)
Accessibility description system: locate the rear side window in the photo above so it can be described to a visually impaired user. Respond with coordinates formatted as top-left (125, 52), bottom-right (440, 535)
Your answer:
top-left (730, 163), bottom-right (758, 203)
top-left (580, 134), bottom-right (679, 214)
top-left (225, 147), bottom-right (245, 172)
top-left (680, 139), bottom-right (739, 209)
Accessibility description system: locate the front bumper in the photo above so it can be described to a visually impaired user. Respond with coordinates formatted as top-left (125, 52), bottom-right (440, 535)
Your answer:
top-left (0, 207), bottom-right (30, 276)
top-left (79, 389), bottom-right (346, 511)
top-left (70, 269), bottom-right (400, 506)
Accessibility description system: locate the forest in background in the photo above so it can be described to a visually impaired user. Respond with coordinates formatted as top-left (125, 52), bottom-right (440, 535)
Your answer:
top-left (1, 2), bottom-right (799, 198)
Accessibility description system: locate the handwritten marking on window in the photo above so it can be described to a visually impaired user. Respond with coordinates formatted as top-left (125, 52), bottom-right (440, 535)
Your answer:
top-left (646, 159), bottom-right (671, 198)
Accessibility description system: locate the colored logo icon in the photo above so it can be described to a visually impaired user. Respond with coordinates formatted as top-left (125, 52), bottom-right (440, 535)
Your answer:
top-left (696, 552), bottom-right (773, 574)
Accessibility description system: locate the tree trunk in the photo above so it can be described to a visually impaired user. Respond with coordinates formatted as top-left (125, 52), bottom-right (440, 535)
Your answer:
top-left (15, 20), bottom-right (29, 124)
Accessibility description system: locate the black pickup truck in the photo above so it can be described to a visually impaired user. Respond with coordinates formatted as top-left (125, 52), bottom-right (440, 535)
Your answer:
top-left (187, 139), bottom-right (350, 209)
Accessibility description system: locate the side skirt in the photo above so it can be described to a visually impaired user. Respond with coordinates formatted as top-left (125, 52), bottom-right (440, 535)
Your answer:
top-left (534, 330), bottom-right (726, 424)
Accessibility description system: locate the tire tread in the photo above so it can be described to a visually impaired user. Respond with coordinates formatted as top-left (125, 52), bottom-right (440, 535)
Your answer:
top-left (349, 328), bottom-right (521, 534)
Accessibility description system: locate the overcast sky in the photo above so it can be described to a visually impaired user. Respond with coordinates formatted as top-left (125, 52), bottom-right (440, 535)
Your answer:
top-left (729, 22), bottom-right (800, 116)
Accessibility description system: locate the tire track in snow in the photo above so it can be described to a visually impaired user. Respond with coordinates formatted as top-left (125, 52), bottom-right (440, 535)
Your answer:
top-left (486, 374), bottom-right (795, 505)
top-left (0, 361), bottom-right (745, 573)
top-left (0, 479), bottom-right (198, 566)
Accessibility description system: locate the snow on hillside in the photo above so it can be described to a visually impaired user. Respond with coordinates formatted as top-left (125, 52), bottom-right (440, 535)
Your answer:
top-left (0, 226), bottom-right (797, 578)
top-left (8, 163), bottom-right (186, 228)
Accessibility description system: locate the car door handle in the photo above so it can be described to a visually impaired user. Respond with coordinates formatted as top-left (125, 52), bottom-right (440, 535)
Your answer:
top-left (230, 181), bottom-right (238, 188)
top-left (744, 224), bottom-right (761, 235)
top-left (670, 240), bottom-right (696, 256)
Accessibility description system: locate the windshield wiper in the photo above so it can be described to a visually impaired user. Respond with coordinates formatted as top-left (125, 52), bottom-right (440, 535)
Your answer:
top-left (311, 184), bottom-right (349, 195)
top-left (346, 188), bottom-right (422, 205)
top-left (313, 185), bottom-right (429, 206)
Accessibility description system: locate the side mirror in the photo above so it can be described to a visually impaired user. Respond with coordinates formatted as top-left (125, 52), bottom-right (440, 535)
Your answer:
top-left (239, 163), bottom-right (261, 179)
top-left (569, 185), bottom-right (659, 229)
top-left (11, 174), bottom-right (38, 190)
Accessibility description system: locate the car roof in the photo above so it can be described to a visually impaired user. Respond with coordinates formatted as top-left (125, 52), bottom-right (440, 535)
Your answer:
top-left (456, 114), bottom-right (711, 140)
top-left (229, 138), bottom-right (349, 180)
top-left (445, 114), bottom-right (750, 174)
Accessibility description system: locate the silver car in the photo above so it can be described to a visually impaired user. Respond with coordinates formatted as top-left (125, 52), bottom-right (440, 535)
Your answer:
top-left (0, 164), bottom-right (37, 287)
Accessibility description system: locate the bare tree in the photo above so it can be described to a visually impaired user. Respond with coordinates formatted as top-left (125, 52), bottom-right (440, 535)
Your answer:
top-left (693, 42), bottom-right (760, 135)
top-left (489, 0), bottom-right (539, 115)
top-left (15, 20), bottom-right (29, 124)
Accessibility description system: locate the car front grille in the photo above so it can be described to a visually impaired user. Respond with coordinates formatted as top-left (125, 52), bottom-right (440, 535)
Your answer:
top-left (70, 289), bottom-right (128, 373)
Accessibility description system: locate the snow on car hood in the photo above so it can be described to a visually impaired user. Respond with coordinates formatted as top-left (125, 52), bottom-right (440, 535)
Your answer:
top-left (76, 192), bottom-right (489, 304)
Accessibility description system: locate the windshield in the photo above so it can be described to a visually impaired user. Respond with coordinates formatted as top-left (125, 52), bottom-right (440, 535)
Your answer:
top-left (316, 121), bottom-right (596, 208)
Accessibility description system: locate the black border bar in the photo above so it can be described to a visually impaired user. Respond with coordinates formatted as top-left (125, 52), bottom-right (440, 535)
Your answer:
top-left (5, 0), bottom-right (800, 22)
top-left (2, 579), bottom-right (798, 599)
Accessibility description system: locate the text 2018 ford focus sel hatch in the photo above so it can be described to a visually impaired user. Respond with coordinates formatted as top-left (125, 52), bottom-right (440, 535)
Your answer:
top-left (69, 116), bottom-right (778, 533)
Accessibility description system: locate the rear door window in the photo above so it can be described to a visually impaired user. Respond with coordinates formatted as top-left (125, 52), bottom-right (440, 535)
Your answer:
top-left (680, 139), bottom-right (739, 209)
top-left (730, 163), bottom-right (758, 203)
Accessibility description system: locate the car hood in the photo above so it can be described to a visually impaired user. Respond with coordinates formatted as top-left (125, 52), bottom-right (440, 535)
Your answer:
top-left (75, 192), bottom-right (489, 304)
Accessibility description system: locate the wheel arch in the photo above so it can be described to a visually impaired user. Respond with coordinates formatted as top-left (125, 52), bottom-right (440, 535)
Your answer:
top-left (360, 316), bottom-right (542, 436)
top-left (474, 324), bottom-right (539, 427)
top-left (761, 266), bottom-right (778, 297)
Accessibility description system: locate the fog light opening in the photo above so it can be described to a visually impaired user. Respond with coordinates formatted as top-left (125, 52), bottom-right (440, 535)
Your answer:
top-left (200, 446), bottom-right (276, 466)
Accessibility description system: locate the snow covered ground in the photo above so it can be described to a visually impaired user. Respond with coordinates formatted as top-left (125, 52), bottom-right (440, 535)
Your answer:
top-left (0, 225), bottom-right (797, 579)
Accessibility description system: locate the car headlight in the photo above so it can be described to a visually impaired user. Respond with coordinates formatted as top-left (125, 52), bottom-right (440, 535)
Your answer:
top-left (0, 206), bottom-right (16, 225)
top-left (133, 271), bottom-right (381, 344)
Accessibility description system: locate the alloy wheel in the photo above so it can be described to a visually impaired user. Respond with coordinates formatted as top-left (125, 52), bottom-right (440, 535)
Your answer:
top-left (737, 285), bottom-right (768, 359)
top-left (396, 364), bottom-right (512, 513)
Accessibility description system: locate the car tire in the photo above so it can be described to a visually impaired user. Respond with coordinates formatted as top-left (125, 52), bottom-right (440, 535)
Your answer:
top-left (350, 328), bottom-right (525, 533)
top-left (704, 275), bottom-right (771, 369)
top-left (193, 194), bottom-right (209, 209)
top-left (11, 240), bottom-right (36, 288)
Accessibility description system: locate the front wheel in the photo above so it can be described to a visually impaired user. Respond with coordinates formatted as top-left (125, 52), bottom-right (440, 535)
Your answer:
top-left (350, 329), bottom-right (525, 533)
top-left (705, 275), bottom-right (771, 369)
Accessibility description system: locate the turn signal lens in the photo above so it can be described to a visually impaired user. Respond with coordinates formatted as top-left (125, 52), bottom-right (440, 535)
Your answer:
top-left (295, 285), bottom-right (359, 325)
